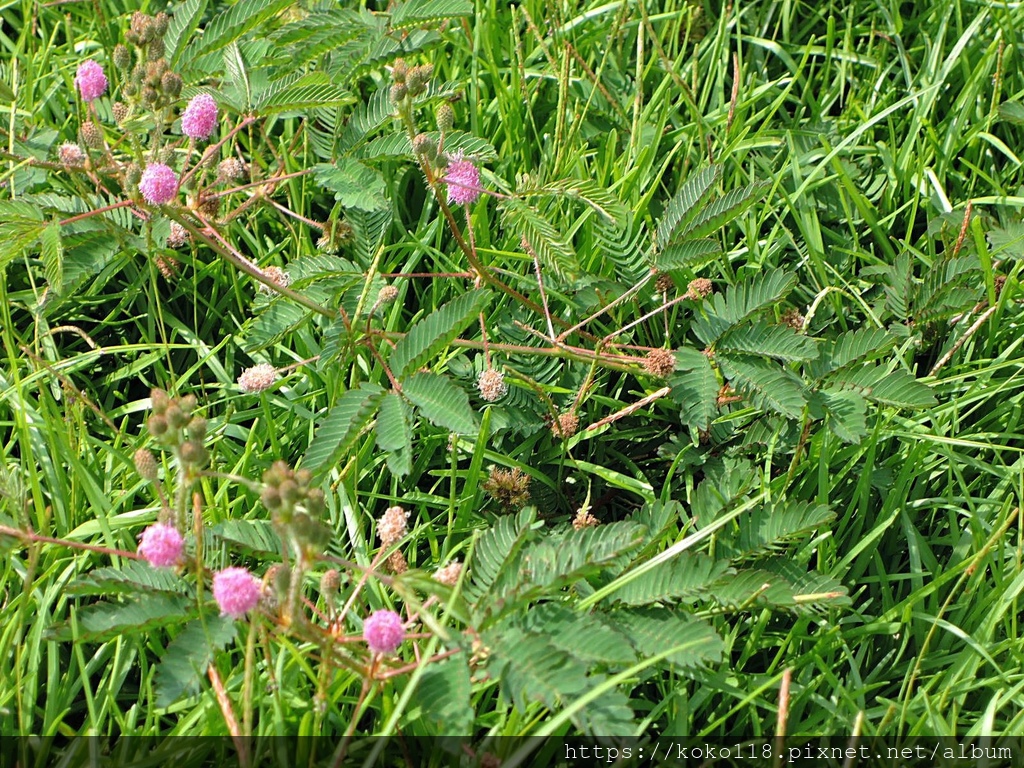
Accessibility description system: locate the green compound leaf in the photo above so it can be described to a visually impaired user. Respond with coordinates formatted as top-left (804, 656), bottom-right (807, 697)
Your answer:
top-left (718, 354), bottom-right (806, 419)
top-left (155, 614), bottom-right (238, 707)
top-left (69, 594), bottom-right (193, 643)
top-left (390, 0), bottom-right (473, 29)
top-left (612, 608), bottom-right (724, 670)
top-left (40, 220), bottom-right (64, 294)
top-left (669, 352), bottom-right (718, 432)
top-left (610, 552), bottom-right (732, 607)
top-left (389, 289), bottom-right (491, 379)
top-left (828, 366), bottom-right (937, 408)
top-left (313, 159), bottom-right (388, 211)
top-left (402, 372), bottom-right (478, 435)
top-left (304, 383), bottom-right (386, 477)
top-left (655, 164), bottom-right (721, 248)
top-left (411, 658), bottom-right (474, 735)
top-left (375, 392), bottom-right (414, 477)
top-left (717, 321), bottom-right (819, 363)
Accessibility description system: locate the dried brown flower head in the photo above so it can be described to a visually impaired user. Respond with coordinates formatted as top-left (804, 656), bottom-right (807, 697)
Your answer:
top-left (781, 308), bottom-right (805, 331)
top-left (655, 272), bottom-right (674, 294)
top-left (572, 508), bottom-right (599, 530)
top-left (643, 348), bottom-right (676, 378)
top-left (686, 278), bottom-right (713, 299)
top-left (434, 560), bottom-right (463, 586)
top-left (551, 412), bottom-right (580, 439)
top-left (482, 466), bottom-right (531, 511)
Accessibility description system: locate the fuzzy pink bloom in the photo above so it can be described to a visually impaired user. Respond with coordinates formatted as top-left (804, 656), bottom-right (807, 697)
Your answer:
top-left (238, 363), bottom-right (278, 393)
top-left (212, 567), bottom-right (261, 618)
top-left (138, 523), bottom-right (183, 568)
top-left (139, 163), bottom-right (179, 205)
top-left (444, 152), bottom-right (481, 205)
top-left (363, 609), bottom-right (405, 654)
top-left (75, 60), bottom-right (108, 102)
top-left (181, 93), bottom-right (218, 140)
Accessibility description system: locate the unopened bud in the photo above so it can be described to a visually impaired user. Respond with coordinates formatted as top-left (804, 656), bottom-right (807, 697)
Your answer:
top-left (113, 44), bottom-right (131, 70)
top-left (412, 132), bottom-right (436, 158)
top-left (153, 12), bottom-right (169, 37)
top-left (391, 58), bottom-right (408, 83)
top-left (389, 83), bottom-right (407, 104)
top-left (436, 103), bottom-right (454, 133)
top-left (160, 71), bottom-right (182, 97)
top-left (147, 37), bottom-right (165, 62)
top-left (134, 448), bottom-right (159, 481)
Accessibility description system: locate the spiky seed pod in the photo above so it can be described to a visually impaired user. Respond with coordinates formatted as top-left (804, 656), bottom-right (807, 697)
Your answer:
top-left (391, 58), bottom-right (408, 83)
top-left (80, 122), bottom-right (104, 149)
top-left (153, 12), bottom-right (170, 36)
top-left (387, 550), bottom-right (408, 574)
top-left (147, 37), bottom-right (165, 62)
top-left (125, 162), bottom-right (142, 189)
top-left (781, 308), bottom-right (805, 331)
top-left (643, 348), bottom-right (676, 378)
top-left (197, 195), bottom-right (221, 219)
top-left (217, 158), bottom-right (246, 181)
top-left (151, 388), bottom-right (171, 413)
top-left (130, 11), bottom-right (150, 38)
top-left (178, 440), bottom-right (206, 466)
top-left (147, 414), bottom-right (168, 437)
top-left (320, 569), bottom-right (341, 595)
top-left (389, 83), bottom-right (407, 105)
top-left (160, 71), bottom-right (182, 97)
top-left (377, 285), bottom-right (399, 305)
top-left (154, 255), bottom-right (179, 279)
top-left (655, 272), bottom-right (674, 294)
top-left (134, 448), bottom-right (159, 481)
top-left (482, 467), bottom-right (531, 511)
top-left (436, 103), bottom-right (454, 133)
top-left (142, 87), bottom-right (159, 106)
top-left (113, 44), bottom-right (131, 70)
top-left (412, 132), bottom-right (436, 158)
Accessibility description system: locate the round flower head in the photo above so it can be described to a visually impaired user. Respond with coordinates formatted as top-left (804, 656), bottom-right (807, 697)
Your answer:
top-left (139, 163), bottom-right (179, 205)
top-left (138, 523), bottom-right (183, 568)
top-left (58, 142), bottom-right (86, 166)
top-left (363, 609), bottom-right (405, 654)
top-left (75, 60), bottom-right (108, 102)
top-left (477, 369), bottom-right (507, 402)
top-left (213, 567), bottom-right (261, 618)
top-left (181, 93), bottom-right (218, 140)
top-left (444, 152), bottom-right (481, 206)
top-left (238, 363), bottom-right (278, 393)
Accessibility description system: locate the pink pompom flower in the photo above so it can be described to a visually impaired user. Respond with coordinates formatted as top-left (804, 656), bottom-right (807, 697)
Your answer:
top-left (75, 60), bottom-right (108, 102)
top-left (181, 93), bottom-right (218, 140)
top-left (444, 152), bottom-right (482, 206)
top-left (139, 163), bottom-right (179, 205)
top-left (138, 523), bottom-right (184, 568)
top-left (363, 609), bottom-right (405, 654)
top-left (212, 567), bottom-right (261, 618)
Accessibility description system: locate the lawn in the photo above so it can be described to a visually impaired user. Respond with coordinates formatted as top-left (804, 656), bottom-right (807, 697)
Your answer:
top-left (1, 0), bottom-right (1024, 754)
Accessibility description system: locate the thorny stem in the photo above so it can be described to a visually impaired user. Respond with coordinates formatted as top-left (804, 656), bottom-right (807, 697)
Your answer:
top-left (179, 114), bottom-right (258, 188)
top-left (601, 292), bottom-right (690, 344)
top-left (557, 270), bottom-right (655, 341)
top-left (180, 211), bottom-right (335, 317)
top-left (0, 524), bottom-right (137, 559)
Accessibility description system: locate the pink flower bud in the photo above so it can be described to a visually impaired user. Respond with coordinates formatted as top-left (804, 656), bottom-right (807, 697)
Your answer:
top-left (363, 609), bottom-right (405, 654)
top-left (139, 163), bottom-right (179, 205)
top-left (212, 567), bottom-right (261, 618)
top-left (75, 60), bottom-right (108, 102)
top-left (138, 523), bottom-right (183, 568)
top-left (181, 93), bottom-right (218, 140)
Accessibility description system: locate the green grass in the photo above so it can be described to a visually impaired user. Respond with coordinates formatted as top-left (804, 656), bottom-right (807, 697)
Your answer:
top-left (1, 0), bottom-right (1024, 747)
